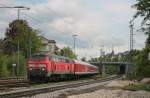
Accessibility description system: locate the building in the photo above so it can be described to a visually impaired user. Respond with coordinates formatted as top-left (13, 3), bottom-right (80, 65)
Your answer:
top-left (40, 36), bottom-right (58, 54)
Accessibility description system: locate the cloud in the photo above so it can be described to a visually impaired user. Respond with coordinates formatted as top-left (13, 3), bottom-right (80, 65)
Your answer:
top-left (0, 0), bottom-right (146, 59)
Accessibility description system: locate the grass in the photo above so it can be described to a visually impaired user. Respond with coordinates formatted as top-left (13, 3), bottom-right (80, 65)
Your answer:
top-left (124, 83), bottom-right (150, 91)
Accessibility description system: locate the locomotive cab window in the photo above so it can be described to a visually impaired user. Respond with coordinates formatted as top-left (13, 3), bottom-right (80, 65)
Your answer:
top-left (31, 54), bottom-right (47, 60)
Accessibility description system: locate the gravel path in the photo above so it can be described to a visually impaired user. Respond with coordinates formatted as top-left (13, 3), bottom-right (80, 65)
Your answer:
top-left (68, 89), bottom-right (150, 98)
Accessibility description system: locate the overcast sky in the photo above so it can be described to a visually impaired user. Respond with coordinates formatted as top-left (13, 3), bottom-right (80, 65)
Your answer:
top-left (0, 0), bottom-right (146, 59)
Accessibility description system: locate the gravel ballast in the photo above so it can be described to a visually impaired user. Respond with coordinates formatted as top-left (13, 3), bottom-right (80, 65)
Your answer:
top-left (21, 80), bottom-right (150, 98)
top-left (68, 89), bottom-right (150, 98)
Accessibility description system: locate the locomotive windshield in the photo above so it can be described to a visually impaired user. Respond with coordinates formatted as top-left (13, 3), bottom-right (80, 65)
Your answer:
top-left (31, 54), bottom-right (47, 60)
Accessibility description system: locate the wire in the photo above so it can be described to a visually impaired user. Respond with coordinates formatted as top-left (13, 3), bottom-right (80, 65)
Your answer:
top-left (22, 13), bottom-right (69, 35)
top-left (0, 4), bottom-right (7, 7)
top-left (29, 0), bottom-right (72, 26)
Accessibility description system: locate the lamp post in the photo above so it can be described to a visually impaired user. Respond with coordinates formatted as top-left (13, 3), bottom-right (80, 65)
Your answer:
top-left (72, 34), bottom-right (78, 56)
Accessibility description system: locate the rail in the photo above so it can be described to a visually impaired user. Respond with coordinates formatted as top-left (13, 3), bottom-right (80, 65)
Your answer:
top-left (0, 75), bottom-right (121, 98)
top-left (0, 78), bottom-right (29, 89)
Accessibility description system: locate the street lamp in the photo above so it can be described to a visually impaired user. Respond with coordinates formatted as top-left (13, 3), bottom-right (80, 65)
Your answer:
top-left (72, 34), bottom-right (78, 56)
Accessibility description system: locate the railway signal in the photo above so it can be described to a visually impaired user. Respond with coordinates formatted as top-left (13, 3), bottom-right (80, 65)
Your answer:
top-left (12, 64), bottom-right (17, 76)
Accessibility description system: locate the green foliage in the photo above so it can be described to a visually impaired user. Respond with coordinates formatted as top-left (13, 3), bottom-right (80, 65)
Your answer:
top-left (0, 54), bottom-right (9, 77)
top-left (0, 19), bottom-right (42, 77)
top-left (3, 19), bottom-right (42, 57)
top-left (0, 39), bottom-right (4, 53)
top-left (135, 49), bottom-right (150, 77)
top-left (105, 65), bottom-right (117, 75)
top-left (124, 83), bottom-right (150, 91)
top-left (88, 57), bottom-right (99, 62)
top-left (0, 53), bottom-right (27, 77)
top-left (81, 57), bottom-right (86, 61)
top-left (133, 0), bottom-right (150, 78)
top-left (134, 0), bottom-right (150, 24)
top-left (57, 47), bottom-right (77, 59)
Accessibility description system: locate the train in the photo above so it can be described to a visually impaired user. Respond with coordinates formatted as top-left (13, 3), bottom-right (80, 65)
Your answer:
top-left (27, 53), bottom-right (98, 81)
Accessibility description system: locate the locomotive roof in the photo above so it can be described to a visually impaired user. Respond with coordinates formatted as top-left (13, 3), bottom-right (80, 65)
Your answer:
top-left (74, 60), bottom-right (97, 68)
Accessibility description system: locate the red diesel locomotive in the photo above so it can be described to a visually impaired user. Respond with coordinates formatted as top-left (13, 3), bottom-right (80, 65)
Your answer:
top-left (27, 53), bottom-right (98, 81)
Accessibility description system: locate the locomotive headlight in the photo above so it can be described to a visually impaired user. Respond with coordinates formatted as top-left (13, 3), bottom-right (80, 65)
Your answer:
top-left (39, 64), bottom-right (46, 68)
top-left (29, 68), bottom-right (32, 71)
top-left (41, 68), bottom-right (45, 71)
top-left (29, 64), bottom-right (35, 67)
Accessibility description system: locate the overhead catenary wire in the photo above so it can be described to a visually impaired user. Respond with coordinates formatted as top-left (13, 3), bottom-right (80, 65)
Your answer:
top-left (22, 13), bottom-right (69, 34)
top-left (27, 0), bottom-right (73, 31)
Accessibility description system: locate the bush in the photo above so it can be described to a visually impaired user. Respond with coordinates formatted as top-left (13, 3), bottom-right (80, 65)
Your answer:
top-left (0, 53), bottom-right (27, 77)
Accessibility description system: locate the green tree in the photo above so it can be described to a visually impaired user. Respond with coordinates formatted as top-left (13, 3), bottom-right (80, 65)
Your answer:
top-left (0, 53), bottom-right (27, 77)
top-left (134, 0), bottom-right (150, 24)
top-left (3, 19), bottom-right (42, 57)
top-left (58, 47), bottom-right (76, 59)
top-left (81, 57), bottom-right (86, 61)
top-left (134, 0), bottom-right (150, 44)
top-left (133, 0), bottom-right (150, 77)
top-left (0, 39), bottom-right (4, 54)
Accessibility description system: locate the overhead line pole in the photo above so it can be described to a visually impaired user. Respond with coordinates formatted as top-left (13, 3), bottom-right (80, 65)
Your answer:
top-left (100, 45), bottom-right (104, 75)
top-left (128, 20), bottom-right (134, 75)
top-left (0, 6), bottom-right (30, 78)
top-left (129, 21), bottom-right (134, 63)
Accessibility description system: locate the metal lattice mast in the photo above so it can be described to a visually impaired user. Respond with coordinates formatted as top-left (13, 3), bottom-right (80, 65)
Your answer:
top-left (129, 20), bottom-right (134, 63)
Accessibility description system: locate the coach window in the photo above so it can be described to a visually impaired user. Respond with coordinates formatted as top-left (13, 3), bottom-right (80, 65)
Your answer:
top-left (49, 56), bottom-right (52, 60)
top-left (56, 57), bottom-right (60, 62)
top-left (57, 57), bottom-right (60, 62)
top-left (65, 59), bottom-right (69, 63)
top-left (53, 56), bottom-right (55, 61)
top-left (53, 56), bottom-right (57, 62)
top-left (62, 58), bottom-right (65, 62)
top-left (69, 60), bottom-right (74, 64)
top-left (57, 58), bottom-right (61, 62)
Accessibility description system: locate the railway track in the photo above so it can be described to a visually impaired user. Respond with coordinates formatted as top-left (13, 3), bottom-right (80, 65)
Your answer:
top-left (0, 78), bottom-right (29, 89)
top-left (0, 76), bottom-right (97, 89)
top-left (0, 75), bottom-right (121, 98)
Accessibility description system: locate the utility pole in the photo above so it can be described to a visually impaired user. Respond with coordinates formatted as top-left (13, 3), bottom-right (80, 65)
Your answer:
top-left (29, 30), bottom-right (32, 59)
top-left (72, 34), bottom-right (78, 56)
top-left (99, 45), bottom-right (104, 75)
top-left (129, 20), bottom-right (134, 62)
top-left (128, 20), bottom-right (134, 75)
top-left (0, 6), bottom-right (30, 77)
top-left (0, 6), bottom-right (30, 19)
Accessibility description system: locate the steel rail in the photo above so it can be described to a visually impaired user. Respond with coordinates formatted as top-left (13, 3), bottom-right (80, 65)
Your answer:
top-left (0, 75), bottom-right (121, 98)
top-left (0, 78), bottom-right (29, 88)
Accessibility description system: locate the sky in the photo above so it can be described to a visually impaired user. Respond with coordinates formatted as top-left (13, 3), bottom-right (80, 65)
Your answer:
top-left (0, 0), bottom-right (146, 59)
